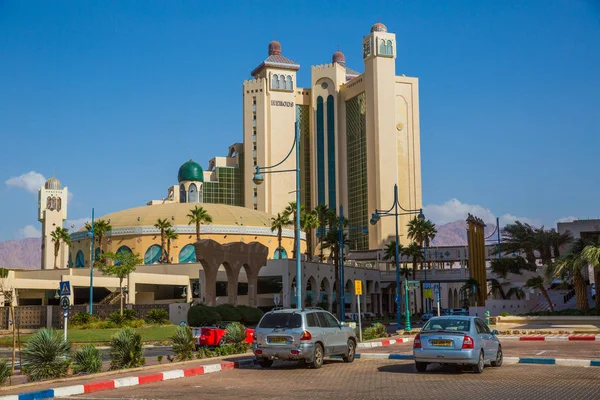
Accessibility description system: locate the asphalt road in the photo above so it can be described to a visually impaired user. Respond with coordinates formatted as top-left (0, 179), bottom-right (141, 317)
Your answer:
top-left (57, 359), bottom-right (600, 400)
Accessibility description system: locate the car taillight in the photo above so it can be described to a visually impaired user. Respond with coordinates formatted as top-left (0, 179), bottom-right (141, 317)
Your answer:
top-left (462, 335), bottom-right (474, 349)
top-left (255, 349), bottom-right (262, 355)
top-left (413, 333), bottom-right (422, 349)
top-left (300, 330), bottom-right (312, 341)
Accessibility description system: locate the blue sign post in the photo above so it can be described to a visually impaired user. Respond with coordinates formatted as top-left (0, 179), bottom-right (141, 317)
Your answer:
top-left (59, 281), bottom-right (71, 297)
top-left (433, 284), bottom-right (441, 316)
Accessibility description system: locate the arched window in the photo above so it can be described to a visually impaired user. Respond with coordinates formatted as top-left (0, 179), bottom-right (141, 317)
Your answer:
top-left (286, 75), bottom-right (293, 90)
top-left (179, 244), bottom-right (197, 263)
top-left (144, 244), bottom-right (165, 264)
top-left (386, 40), bottom-right (393, 56)
top-left (50, 197), bottom-right (56, 210)
top-left (274, 246), bottom-right (288, 259)
top-left (57, 197), bottom-right (62, 211)
top-left (272, 74), bottom-right (279, 89)
top-left (46, 197), bottom-right (51, 209)
top-left (68, 252), bottom-right (73, 268)
top-left (75, 250), bottom-right (85, 268)
top-left (115, 246), bottom-right (133, 265)
top-left (188, 183), bottom-right (198, 203)
top-left (279, 75), bottom-right (286, 89)
top-left (379, 38), bottom-right (386, 54)
top-left (180, 184), bottom-right (187, 203)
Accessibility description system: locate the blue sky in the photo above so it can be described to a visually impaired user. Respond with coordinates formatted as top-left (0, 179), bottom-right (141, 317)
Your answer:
top-left (1, 0), bottom-right (599, 241)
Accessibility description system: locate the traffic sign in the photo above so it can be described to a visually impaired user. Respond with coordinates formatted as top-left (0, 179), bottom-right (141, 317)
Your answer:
top-left (434, 284), bottom-right (440, 294)
top-left (59, 281), bottom-right (71, 297)
top-left (424, 289), bottom-right (433, 299)
top-left (60, 296), bottom-right (70, 310)
top-left (424, 282), bottom-right (431, 290)
top-left (407, 280), bottom-right (420, 290)
top-left (63, 309), bottom-right (68, 317)
top-left (354, 280), bottom-right (363, 295)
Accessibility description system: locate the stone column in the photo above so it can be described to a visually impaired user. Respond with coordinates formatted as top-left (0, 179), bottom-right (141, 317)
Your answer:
top-left (225, 264), bottom-right (241, 306)
top-left (201, 263), bottom-right (218, 306)
top-left (245, 266), bottom-right (259, 307)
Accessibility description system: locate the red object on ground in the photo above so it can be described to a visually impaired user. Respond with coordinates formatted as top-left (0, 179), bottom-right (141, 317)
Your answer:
top-left (520, 336), bottom-right (546, 341)
top-left (191, 323), bottom-right (255, 347)
top-left (568, 335), bottom-right (596, 341)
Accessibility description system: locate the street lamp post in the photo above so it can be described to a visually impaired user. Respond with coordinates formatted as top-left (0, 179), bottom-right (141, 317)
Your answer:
top-left (370, 184), bottom-right (424, 331)
top-left (316, 204), bottom-right (367, 322)
top-left (88, 208), bottom-right (95, 315)
top-left (253, 121), bottom-right (301, 309)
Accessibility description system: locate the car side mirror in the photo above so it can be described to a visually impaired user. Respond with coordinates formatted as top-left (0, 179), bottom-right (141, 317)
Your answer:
top-left (491, 330), bottom-right (499, 335)
top-left (339, 322), bottom-right (347, 328)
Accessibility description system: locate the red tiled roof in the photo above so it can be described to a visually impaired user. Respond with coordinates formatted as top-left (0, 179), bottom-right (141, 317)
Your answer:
top-left (251, 55), bottom-right (300, 76)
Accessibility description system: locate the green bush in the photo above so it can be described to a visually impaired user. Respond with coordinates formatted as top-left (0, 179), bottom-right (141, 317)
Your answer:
top-left (223, 322), bottom-right (247, 344)
top-left (236, 305), bottom-right (264, 325)
top-left (362, 323), bottom-right (387, 341)
top-left (107, 309), bottom-right (141, 327)
top-left (146, 308), bottom-right (169, 324)
top-left (71, 312), bottom-right (101, 327)
top-left (73, 344), bottom-right (102, 374)
top-left (109, 328), bottom-right (145, 370)
top-left (22, 328), bottom-right (71, 381)
top-left (187, 305), bottom-right (221, 326)
top-left (215, 304), bottom-right (242, 322)
top-left (0, 358), bottom-right (12, 386)
top-left (523, 308), bottom-right (600, 316)
top-left (171, 326), bottom-right (195, 361)
top-left (499, 312), bottom-right (510, 317)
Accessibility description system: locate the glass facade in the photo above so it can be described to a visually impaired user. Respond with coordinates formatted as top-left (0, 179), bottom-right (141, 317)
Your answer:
top-left (297, 104), bottom-right (311, 210)
top-left (316, 96), bottom-right (325, 206)
top-left (346, 93), bottom-right (369, 250)
top-left (326, 95), bottom-right (336, 209)
top-left (203, 166), bottom-right (243, 206)
top-left (179, 244), bottom-right (197, 263)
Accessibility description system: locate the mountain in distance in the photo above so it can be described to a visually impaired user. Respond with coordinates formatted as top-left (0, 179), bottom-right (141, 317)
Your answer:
top-left (0, 238), bottom-right (41, 269)
top-left (430, 220), bottom-right (498, 247)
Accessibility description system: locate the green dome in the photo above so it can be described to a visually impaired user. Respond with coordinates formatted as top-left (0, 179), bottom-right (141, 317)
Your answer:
top-left (178, 159), bottom-right (204, 182)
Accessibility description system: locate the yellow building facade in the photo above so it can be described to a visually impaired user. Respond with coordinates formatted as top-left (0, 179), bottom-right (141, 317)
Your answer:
top-left (243, 21), bottom-right (422, 251)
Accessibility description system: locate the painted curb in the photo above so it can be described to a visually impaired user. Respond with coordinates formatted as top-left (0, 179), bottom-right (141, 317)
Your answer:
top-left (357, 338), bottom-right (413, 349)
top-left (497, 335), bottom-right (599, 341)
top-left (0, 359), bottom-right (256, 400)
top-left (356, 352), bottom-right (600, 367)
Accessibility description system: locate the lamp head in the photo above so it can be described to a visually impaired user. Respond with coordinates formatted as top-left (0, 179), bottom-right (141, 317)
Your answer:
top-left (370, 212), bottom-right (380, 225)
top-left (417, 209), bottom-right (425, 222)
top-left (253, 166), bottom-right (264, 185)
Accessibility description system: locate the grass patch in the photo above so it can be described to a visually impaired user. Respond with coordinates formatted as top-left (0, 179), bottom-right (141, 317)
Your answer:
top-left (0, 325), bottom-right (178, 347)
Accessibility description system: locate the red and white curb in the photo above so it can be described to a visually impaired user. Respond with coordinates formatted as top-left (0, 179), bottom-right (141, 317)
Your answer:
top-left (0, 359), bottom-right (255, 400)
top-left (357, 338), bottom-right (413, 348)
top-left (498, 335), bottom-right (600, 341)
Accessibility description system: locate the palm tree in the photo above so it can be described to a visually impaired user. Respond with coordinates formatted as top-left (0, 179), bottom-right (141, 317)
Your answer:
top-left (581, 241), bottom-right (600, 309)
top-left (164, 228), bottom-right (178, 264)
top-left (461, 278), bottom-right (480, 307)
top-left (554, 239), bottom-right (589, 311)
top-left (300, 209), bottom-right (319, 258)
top-left (505, 286), bottom-right (526, 300)
top-left (407, 218), bottom-right (437, 269)
top-left (186, 206), bottom-right (212, 241)
top-left (84, 219), bottom-right (112, 257)
top-left (270, 213), bottom-right (292, 257)
top-left (284, 202), bottom-right (304, 259)
top-left (549, 229), bottom-right (572, 259)
top-left (533, 227), bottom-right (554, 266)
top-left (499, 222), bottom-right (537, 267)
top-left (402, 242), bottom-right (423, 314)
top-left (490, 257), bottom-right (529, 279)
top-left (524, 276), bottom-right (554, 312)
top-left (322, 230), bottom-right (349, 319)
top-left (384, 241), bottom-right (404, 271)
top-left (314, 204), bottom-right (334, 262)
top-left (50, 227), bottom-right (71, 269)
top-left (488, 278), bottom-right (506, 300)
top-left (154, 218), bottom-right (172, 263)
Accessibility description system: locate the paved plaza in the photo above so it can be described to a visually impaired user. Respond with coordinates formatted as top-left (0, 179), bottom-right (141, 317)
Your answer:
top-left (55, 359), bottom-right (600, 400)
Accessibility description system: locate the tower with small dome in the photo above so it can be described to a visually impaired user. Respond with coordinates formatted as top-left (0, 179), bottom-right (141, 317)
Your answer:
top-left (38, 176), bottom-right (69, 269)
top-left (242, 21), bottom-right (422, 252)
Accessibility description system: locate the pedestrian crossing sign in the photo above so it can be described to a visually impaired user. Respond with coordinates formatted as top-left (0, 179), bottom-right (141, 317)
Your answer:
top-left (59, 281), bottom-right (71, 297)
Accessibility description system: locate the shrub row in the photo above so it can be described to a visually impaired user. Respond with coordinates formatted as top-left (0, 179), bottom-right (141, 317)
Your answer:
top-left (70, 308), bottom-right (170, 330)
top-left (169, 323), bottom-right (250, 362)
top-left (522, 308), bottom-right (600, 316)
top-left (187, 304), bottom-right (264, 327)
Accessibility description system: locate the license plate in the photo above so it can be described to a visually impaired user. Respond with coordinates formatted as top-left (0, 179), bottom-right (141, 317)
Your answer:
top-left (432, 340), bottom-right (452, 347)
top-left (269, 337), bottom-right (287, 343)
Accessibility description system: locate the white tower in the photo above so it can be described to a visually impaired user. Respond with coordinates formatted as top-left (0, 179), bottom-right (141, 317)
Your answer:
top-left (38, 177), bottom-right (68, 269)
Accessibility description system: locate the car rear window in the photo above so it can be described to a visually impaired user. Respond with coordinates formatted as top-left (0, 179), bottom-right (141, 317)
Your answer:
top-left (258, 312), bottom-right (302, 329)
top-left (422, 318), bottom-right (471, 332)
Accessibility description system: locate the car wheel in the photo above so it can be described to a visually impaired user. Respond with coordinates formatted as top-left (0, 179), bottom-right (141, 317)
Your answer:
top-left (310, 343), bottom-right (324, 369)
top-left (342, 339), bottom-right (356, 363)
top-left (218, 337), bottom-right (226, 347)
top-left (259, 359), bottom-right (273, 368)
top-left (491, 347), bottom-right (503, 367)
top-left (415, 362), bottom-right (428, 372)
top-left (472, 351), bottom-right (485, 374)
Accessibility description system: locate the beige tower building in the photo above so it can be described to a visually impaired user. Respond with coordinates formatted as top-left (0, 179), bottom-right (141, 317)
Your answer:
top-left (242, 21), bottom-right (422, 251)
top-left (38, 177), bottom-right (69, 269)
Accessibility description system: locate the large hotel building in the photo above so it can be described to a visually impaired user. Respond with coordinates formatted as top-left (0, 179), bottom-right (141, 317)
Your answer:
top-left (242, 22), bottom-right (422, 250)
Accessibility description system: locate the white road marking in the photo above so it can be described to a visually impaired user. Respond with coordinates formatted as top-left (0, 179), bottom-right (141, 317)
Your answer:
top-left (536, 350), bottom-right (547, 355)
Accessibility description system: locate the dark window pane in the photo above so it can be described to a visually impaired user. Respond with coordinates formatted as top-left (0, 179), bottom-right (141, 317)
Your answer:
top-left (316, 312), bottom-right (329, 328)
top-left (306, 313), bottom-right (319, 327)
top-left (323, 312), bottom-right (340, 328)
top-left (422, 318), bottom-right (471, 332)
top-left (258, 312), bottom-right (302, 329)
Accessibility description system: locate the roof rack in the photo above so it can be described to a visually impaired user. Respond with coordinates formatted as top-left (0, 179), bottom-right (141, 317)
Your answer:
top-left (303, 307), bottom-right (324, 310)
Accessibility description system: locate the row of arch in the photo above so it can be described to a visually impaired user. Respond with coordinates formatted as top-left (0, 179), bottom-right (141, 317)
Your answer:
top-left (378, 38), bottom-right (393, 56)
top-left (70, 244), bottom-right (290, 268)
top-left (271, 74), bottom-right (294, 90)
top-left (180, 183), bottom-right (202, 203)
top-left (45, 196), bottom-right (62, 211)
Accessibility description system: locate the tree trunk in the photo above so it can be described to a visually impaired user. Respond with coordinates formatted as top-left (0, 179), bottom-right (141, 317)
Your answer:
top-left (119, 277), bottom-right (124, 316)
top-left (574, 271), bottom-right (589, 311)
top-left (196, 222), bottom-right (200, 241)
top-left (161, 233), bottom-right (166, 263)
top-left (167, 240), bottom-right (171, 264)
top-left (595, 268), bottom-right (600, 310)
top-left (278, 230), bottom-right (282, 256)
top-left (539, 286), bottom-right (554, 312)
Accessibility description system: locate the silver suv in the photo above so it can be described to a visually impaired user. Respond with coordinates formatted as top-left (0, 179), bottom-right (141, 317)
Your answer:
top-left (253, 308), bottom-right (357, 369)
